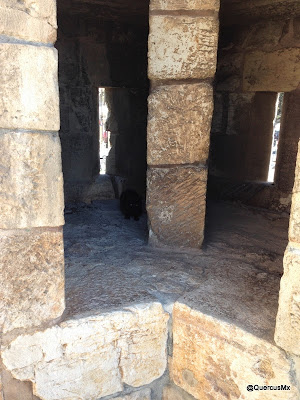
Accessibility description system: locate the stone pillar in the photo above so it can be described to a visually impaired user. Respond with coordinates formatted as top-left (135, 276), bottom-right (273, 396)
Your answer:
top-left (147, 0), bottom-right (219, 248)
top-left (275, 141), bottom-right (300, 357)
top-left (275, 89), bottom-right (300, 193)
top-left (0, 0), bottom-right (65, 335)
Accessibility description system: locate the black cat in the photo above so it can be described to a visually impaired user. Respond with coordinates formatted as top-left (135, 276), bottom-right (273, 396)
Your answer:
top-left (120, 189), bottom-right (142, 221)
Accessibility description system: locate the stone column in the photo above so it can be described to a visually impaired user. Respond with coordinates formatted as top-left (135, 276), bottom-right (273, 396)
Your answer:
top-left (275, 88), bottom-right (300, 193)
top-left (0, 0), bottom-right (65, 336)
top-left (147, 0), bottom-right (219, 248)
top-left (275, 141), bottom-right (300, 357)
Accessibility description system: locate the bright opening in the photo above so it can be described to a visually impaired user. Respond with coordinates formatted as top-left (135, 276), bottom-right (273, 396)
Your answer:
top-left (99, 88), bottom-right (111, 174)
top-left (268, 92), bottom-right (284, 182)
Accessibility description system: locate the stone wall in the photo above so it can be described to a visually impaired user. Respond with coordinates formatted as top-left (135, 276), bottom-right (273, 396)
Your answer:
top-left (57, 10), bottom-right (149, 202)
top-left (0, 0), bottom-right (65, 335)
top-left (210, 8), bottom-right (300, 208)
top-left (146, 0), bottom-right (219, 248)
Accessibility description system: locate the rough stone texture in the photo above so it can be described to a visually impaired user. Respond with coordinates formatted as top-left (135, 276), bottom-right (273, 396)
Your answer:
top-left (171, 302), bottom-right (298, 400)
top-left (113, 388), bottom-right (151, 400)
top-left (0, 44), bottom-right (59, 131)
top-left (0, 0), bottom-right (57, 43)
top-left (0, 131), bottom-right (64, 229)
top-left (275, 244), bottom-right (300, 356)
top-left (150, 0), bottom-right (220, 11)
top-left (64, 175), bottom-right (115, 204)
top-left (147, 83), bottom-right (213, 165)
top-left (215, 52), bottom-right (243, 91)
top-left (0, 228), bottom-right (65, 334)
top-left (275, 90), bottom-right (300, 194)
top-left (243, 49), bottom-right (300, 92)
top-left (148, 15), bottom-right (218, 80)
top-left (147, 166), bottom-right (207, 248)
top-left (163, 384), bottom-right (195, 400)
top-left (292, 141), bottom-right (300, 194)
top-left (289, 193), bottom-right (300, 243)
top-left (2, 303), bottom-right (168, 400)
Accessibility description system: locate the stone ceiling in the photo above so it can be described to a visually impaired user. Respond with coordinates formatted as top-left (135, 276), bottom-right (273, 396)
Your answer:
top-left (221, 0), bottom-right (300, 25)
top-left (57, 0), bottom-right (150, 26)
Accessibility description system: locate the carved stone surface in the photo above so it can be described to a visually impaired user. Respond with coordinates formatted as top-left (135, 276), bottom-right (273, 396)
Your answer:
top-left (2, 303), bottom-right (168, 400)
top-left (147, 83), bottom-right (213, 165)
top-left (150, 0), bottom-right (220, 11)
top-left (0, 0), bottom-right (57, 43)
top-left (0, 131), bottom-right (64, 229)
top-left (275, 244), bottom-right (300, 356)
top-left (148, 15), bottom-right (218, 80)
top-left (0, 228), bottom-right (65, 334)
top-left (147, 166), bottom-right (207, 248)
top-left (0, 44), bottom-right (59, 130)
top-left (171, 302), bottom-right (298, 400)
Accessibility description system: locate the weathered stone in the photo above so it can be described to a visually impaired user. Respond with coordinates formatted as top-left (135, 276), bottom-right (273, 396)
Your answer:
top-left (147, 166), bottom-right (207, 248)
top-left (2, 303), bottom-right (168, 400)
top-left (0, 228), bottom-right (65, 333)
top-left (147, 83), bottom-right (213, 165)
top-left (163, 384), bottom-right (195, 400)
top-left (0, 44), bottom-right (59, 130)
top-left (0, 0), bottom-right (57, 43)
top-left (215, 52), bottom-right (243, 91)
top-left (0, 131), bottom-right (64, 229)
top-left (242, 20), bottom-right (286, 51)
top-left (275, 90), bottom-right (300, 193)
top-left (243, 49), bottom-right (300, 92)
top-left (171, 302), bottom-right (298, 400)
top-left (275, 244), bottom-right (300, 356)
top-left (289, 193), bottom-right (300, 243)
top-left (292, 141), bottom-right (300, 194)
top-left (150, 0), bottom-right (220, 11)
top-left (148, 15), bottom-right (218, 80)
top-left (113, 388), bottom-right (151, 400)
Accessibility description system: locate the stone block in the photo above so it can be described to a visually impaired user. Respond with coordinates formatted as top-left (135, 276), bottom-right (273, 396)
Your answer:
top-left (289, 193), bottom-right (300, 243)
top-left (147, 166), bottom-right (207, 248)
top-left (275, 244), bottom-right (300, 356)
top-left (0, 44), bottom-right (59, 130)
top-left (150, 0), bottom-right (220, 11)
top-left (148, 15), bottom-right (218, 80)
top-left (0, 131), bottom-right (64, 229)
top-left (215, 52), bottom-right (243, 91)
top-left (171, 302), bottom-right (298, 400)
top-left (243, 49), bottom-right (300, 92)
top-left (0, 228), bottom-right (65, 333)
top-left (292, 141), bottom-right (300, 194)
top-left (147, 83), bottom-right (213, 165)
top-left (0, 0), bottom-right (57, 43)
top-left (2, 303), bottom-right (168, 400)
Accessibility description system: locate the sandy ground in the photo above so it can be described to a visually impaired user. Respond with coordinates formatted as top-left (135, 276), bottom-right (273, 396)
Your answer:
top-left (63, 200), bottom-right (289, 343)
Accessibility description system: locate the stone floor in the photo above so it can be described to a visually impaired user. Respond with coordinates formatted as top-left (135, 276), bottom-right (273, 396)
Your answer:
top-left (63, 199), bottom-right (289, 344)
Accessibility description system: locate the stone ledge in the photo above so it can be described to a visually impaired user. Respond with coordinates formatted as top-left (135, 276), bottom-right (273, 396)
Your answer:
top-left (171, 302), bottom-right (298, 400)
top-left (2, 303), bottom-right (169, 400)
